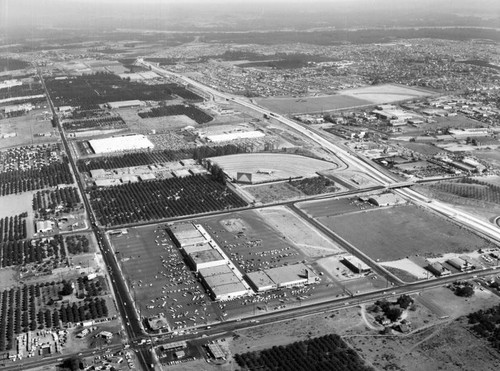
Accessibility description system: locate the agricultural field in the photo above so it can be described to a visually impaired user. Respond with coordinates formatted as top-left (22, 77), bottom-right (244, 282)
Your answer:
top-left (0, 58), bottom-right (31, 71)
top-left (426, 178), bottom-right (500, 204)
top-left (45, 73), bottom-right (203, 107)
top-left (211, 153), bottom-right (338, 183)
top-left (0, 144), bottom-right (74, 196)
top-left (62, 116), bottom-right (127, 132)
top-left (76, 144), bottom-right (245, 172)
top-left (0, 108), bottom-right (56, 148)
top-left (316, 204), bottom-right (494, 262)
top-left (0, 279), bottom-right (110, 352)
top-left (234, 334), bottom-right (373, 371)
top-left (89, 175), bottom-right (248, 226)
top-left (340, 84), bottom-right (434, 104)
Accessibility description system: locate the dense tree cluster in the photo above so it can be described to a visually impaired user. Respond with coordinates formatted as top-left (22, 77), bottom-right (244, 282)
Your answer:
top-left (138, 104), bottom-right (213, 124)
top-left (59, 298), bottom-right (108, 324)
top-left (0, 213), bottom-right (28, 243)
top-left (0, 281), bottom-right (109, 351)
top-left (33, 187), bottom-right (81, 215)
top-left (69, 104), bottom-right (103, 119)
top-left (0, 160), bottom-right (74, 196)
top-left (45, 72), bottom-right (201, 106)
top-left (468, 304), bottom-right (500, 350)
top-left (0, 83), bottom-right (44, 101)
top-left (234, 334), bottom-right (374, 371)
top-left (430, 177), bottom-right (500, 204)
top-left (89, 175), bottom-right (247, 226)
top-left (1, 235), bottom-right (66, 268)
top-left (76, 276), bottom-right (103, 298)
top-left (290, 176), bottom-right (339, 195)
top-left (65, 235), bottom-right (90, 255)
top-left (0, 58), bottom-right (31, 71)
top-left (63, 116), bottom-right (127, 131)
top-left (77, 144), bottom-right (246, 172)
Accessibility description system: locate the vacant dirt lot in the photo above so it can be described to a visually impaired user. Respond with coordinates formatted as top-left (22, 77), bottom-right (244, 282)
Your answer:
top-left (258, 206), bottom-right (343, 258)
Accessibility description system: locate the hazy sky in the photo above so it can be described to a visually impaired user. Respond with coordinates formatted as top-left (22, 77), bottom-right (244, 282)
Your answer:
top-left (1, 0), bottom-right (498, 34)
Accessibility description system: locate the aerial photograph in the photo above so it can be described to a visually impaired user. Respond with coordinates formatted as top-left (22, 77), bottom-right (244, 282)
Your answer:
top-left (0, 0), bottom-right (499, 370)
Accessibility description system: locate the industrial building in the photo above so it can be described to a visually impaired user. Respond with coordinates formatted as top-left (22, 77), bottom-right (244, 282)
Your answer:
top-left (106, 100), bottom-right (145, 109)
top-left (341, 256), bottom-right (372, 274)
top-left (89, 135), bottom-right (154, 154)
top-left (201, 130), bottom-right (265, 143)
top-left (246, 263), bottom-right (318, 292)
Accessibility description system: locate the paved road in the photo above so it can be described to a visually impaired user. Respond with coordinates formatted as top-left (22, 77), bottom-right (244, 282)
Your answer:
top-left (37, 70), bottom-right (154, 371)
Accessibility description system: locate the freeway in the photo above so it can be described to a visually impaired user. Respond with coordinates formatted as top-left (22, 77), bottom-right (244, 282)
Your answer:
top-left (37, 70), bottom-right (154, 370)
top-left (139, 58), bottom-right (500, 251)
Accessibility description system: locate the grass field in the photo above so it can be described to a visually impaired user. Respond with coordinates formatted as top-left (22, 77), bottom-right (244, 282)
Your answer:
top-left (256, 84), bottom-right (433, 114)
top-left (317, 205), bottom-right (494, 261)
top-left (212, 153), bottom-right (338, 183)
top-left (244, 182), bottom-right (305, 203)
top-left (256, 94), bottom-right (371, 114)
top-left (297, 197), bottom-right (376, 218)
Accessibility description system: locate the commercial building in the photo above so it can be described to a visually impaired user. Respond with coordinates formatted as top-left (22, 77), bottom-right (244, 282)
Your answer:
top-left (447, 257), bottom-right (474, 271)
top-left (89, 135), bottom-right (154, 154)
top-left (426, 262), bottom-right (451, 277)
top-left (341, 256), bottom-right (372, 274)
top-left (246, 263), bottom-right (318, 292)
top-left (202, 130), bottom-right (265, 143)
top-left (36, 220), bottom-right (55, 233)
top-left (188, 249), bottom-right (226, 271)
top-left (198, 265), bottom-right (250, 301)
top-left (368, 193), bottom-right (403, 207)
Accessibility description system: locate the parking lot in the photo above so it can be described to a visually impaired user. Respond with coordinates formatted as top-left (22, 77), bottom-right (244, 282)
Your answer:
top-left (194, 210), bottom-right (307, 274)
top-left (109, 226), bottom-right (220, 332)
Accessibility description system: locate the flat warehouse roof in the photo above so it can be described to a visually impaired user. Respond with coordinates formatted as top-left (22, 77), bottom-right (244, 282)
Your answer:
top-left (89, 135), bottom-right (154, 154)
top-left (183, 243), bottom-right (213, 254)
top-left (204, 272), bottom-right (242, 287)
top-left (199, 264), bottom-right (233, 277)
top-left (211, 281), bottom-right (248, 297)
top-left (189, 249), bottom-right (225, 264)
top-left (246, 270), bottom-right (275, 289)
top-left (178, 236), bottom-right (207, 247)
top-left (264, 263), bottom-right (313, 286)
top-left (174, 228), bottom-right (204, 240)
top-left (171, 223), bottom-right (199, 233)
